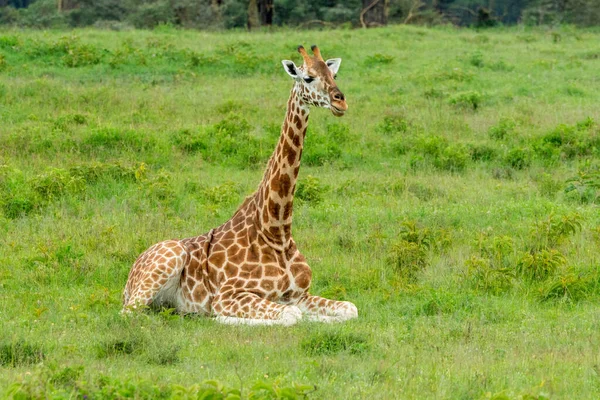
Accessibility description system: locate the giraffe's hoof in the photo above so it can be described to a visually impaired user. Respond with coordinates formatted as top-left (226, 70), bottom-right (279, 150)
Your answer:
top-left (280, 305), bottom-right (302, 326)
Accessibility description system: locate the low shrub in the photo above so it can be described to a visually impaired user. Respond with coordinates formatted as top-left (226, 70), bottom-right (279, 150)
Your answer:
top-left (448, 90), bottom-right (482, 110)
top-left (0, 341), bottom-right (45, 367)
top-left (565, 167), bottom-right (600, 204)
top-left (388, 239), bottom-right (428, 282)
top-left (488, 118), bottom-right (516, 140)
top-left (504, 147), bottom-right (532, 170)
top-left (539, 268), bottom-right (594, 302)
top-left (527, 212), bottom-right (583, 251)
top-left (465, 255), bottom-right (514, 294)
top-left (173, 114), bottom-right (268, 168)
top-left (516, 249), bottom-right (566, 281)
top-left (377, 115), bottom-right (409, 135)
top-left (434, 145), bottom-right (470, 172)
top-left (296, 175), bottom-right (327, 204)
top-left (364, 53), bottom-right (394, 67)
top-left (301, 332), bottom-right (369, 356)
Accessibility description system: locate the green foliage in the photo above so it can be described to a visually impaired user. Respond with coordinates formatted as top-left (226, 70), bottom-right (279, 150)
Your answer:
top-left (364, 53), bottom-right (394, 67)
top-left (415, 288), bottom-right (471, 316)
top-left (0, 341), bottom-right (45, 367)
top-left (516, 249), bottom-right (566, 281)
top-left (504, 147), bottom-right (531, 170)
top-left (388, 234), bottom-right (428, 282)
top-left (465, 255), bottom-right (514, 294)
top-left (488, 118), bottom-right (516, 140)
top-left (128, 1), bottom-right (175, 29)
top-left (532, 118), bottom-right (600, 161)
top-left (539, 268), bottom-right (593, 302)
top-left (468, 51), bottom-right (484, 68)
top-left (200, 181), bottom-right (242, 205)
top-left (146, 344), bottom-right (180, 366)
top-left (31, 167), bottom-right (85, 200)
top-left (468, 143), bottom-right (497, 162)
top-left (448, 91), bottom-right (482, 110)
top-left (537, 173), bottom-right (562, 198)
top-left (301, 331), bottom-right (369, 356)
top-left (296, 175), bottom-right (326, 203)
top-left (95, 338), bottom-right (142, 358)
top-left (527, 212), bottom-right (583, 251)
top-left (466, 234), bottom-right (515, 293)
top-left (9, 369), bottom-right (314, 400)
top-left (434, 144), bottom-right (470, 172)
top-left (302, 129), bottom-right (342, 166)
top-left (377, 115), bottom-right (409, 135)
top-left (173, 114), bottom-right (268, 168)
top-left (83, 127), bottom-right (153, 152)
top-left (565, 166), bottom-right (600, 204)
top-left (49, 366), bottom-right (84, 388)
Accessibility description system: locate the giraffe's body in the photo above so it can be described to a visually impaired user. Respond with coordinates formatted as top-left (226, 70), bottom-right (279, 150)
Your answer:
top-left (122, 45), bottom-right (357, 325)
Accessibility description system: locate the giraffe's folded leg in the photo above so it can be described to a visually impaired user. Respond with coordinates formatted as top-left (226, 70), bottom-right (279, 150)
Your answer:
top-left (294, 294), bottom-right (358, 322)
top-left (122, 240), bottom-right (188, 313)
top-left (212, 285), bottom-right (302, 326)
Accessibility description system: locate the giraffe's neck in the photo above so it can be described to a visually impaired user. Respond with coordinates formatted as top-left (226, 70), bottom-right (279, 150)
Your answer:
top-left (254, 84), bottom-right (309, 248)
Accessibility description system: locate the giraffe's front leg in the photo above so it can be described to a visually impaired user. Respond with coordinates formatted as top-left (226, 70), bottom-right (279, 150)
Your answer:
top-left (212, 283), bottom-right (302, 326)
top-left (295, 294), bottom-right (358, 323)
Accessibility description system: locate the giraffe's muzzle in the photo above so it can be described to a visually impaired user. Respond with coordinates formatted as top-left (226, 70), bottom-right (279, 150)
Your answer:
top-left (330, 88), bottom-right (347, 117)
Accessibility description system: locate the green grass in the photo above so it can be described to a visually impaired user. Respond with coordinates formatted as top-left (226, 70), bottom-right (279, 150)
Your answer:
top-left (1, 25), bottom-right (600, 399)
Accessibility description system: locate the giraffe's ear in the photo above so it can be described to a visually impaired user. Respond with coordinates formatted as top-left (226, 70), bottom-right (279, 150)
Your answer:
top-left (282, 60), bottom-right (301, 79)
top-left (325, 58), bottom-right (341, 75)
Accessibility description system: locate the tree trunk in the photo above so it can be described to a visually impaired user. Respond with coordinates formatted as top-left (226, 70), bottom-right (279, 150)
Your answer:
top-left (361, 0), bottom-right (389, 27)
top-left (247, 0), bottom-right (260, 30)
top-left (258, 0), bottom-right (273, 25)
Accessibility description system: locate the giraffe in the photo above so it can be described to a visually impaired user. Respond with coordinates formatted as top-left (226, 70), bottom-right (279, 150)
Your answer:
top-left (122, 45), bottom-right (358, 326)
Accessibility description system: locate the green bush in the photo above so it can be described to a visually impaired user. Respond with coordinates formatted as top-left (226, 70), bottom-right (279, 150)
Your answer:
top-left (434, 145), bottom-right (470, 171)
top-left (301, 332), bottom-right (369, 356)
top-left (527, 213), bottom-right (583, 251)
top-left (533, 118), bottom-right (600, 161)
top-left (448, 90), bottom-right (482, 110)
top-left (465, 255), bottom-right (514, 294)
top-left (377, 115), bottom-right (409, 135)
top-left (1, 197), bottom-right (37, 219)
top-left (488, 118), bottom-right (516, 140)
top-left (0, 341), bottom-right (45, 367)
top-left (95, 338), bottom-right (142, 358)
top-left (516, 249), bottom-right (566, 281)
top-left (539, 268), bottom-right (593, 302)
top-left (200, 181), bottom-right (242, 205)
top-left (364, 53), bottom-right (394, 67)
top-left (173, 114), bottom-right (268, 168)
top-left (388, 239), bottom-right (428, 282)
top-left (467, 234), bottom-right (516, 293)
top-left (303, 131), bottom-right (342, 166)
top-left (504, 147), bottom-right (531, 169)
top-left (565, 168), bottom-right (600, 204)
top-left (296, 175), bottom-right (326, 204)
top-left (128, 1), bottom-right (175, 29)
top-left (82, 127), bottom-right (152, 152)
top-left (31, 168), bottom-right (85, 200)
top-left (49, 366), bottom-right (84, 388)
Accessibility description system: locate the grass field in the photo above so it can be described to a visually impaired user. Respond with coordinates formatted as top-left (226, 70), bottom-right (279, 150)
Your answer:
top-left (1, 24), bottom-right (600, 399)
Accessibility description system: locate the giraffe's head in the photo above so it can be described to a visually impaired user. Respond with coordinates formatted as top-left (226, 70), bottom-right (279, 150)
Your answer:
top-left (281, 45), bottom-right (347, 117)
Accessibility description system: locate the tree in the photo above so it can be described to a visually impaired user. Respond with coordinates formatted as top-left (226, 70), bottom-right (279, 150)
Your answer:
top-left (258, 0), bottom-right (273, 25)
top-left (247, 0), bottom-right (259, 29)
top-left (361, 0), bottom-right (389, 27)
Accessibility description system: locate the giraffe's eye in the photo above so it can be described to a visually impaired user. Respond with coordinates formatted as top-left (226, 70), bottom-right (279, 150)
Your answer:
top-left (334, 74), bottom-right (337, 80)
top-left (304, 76), bottom-right (315, 83)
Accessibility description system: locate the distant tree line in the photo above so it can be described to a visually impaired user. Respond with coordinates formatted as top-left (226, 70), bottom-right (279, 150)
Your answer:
top-left (0, 0), bottom-right (598, 29)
